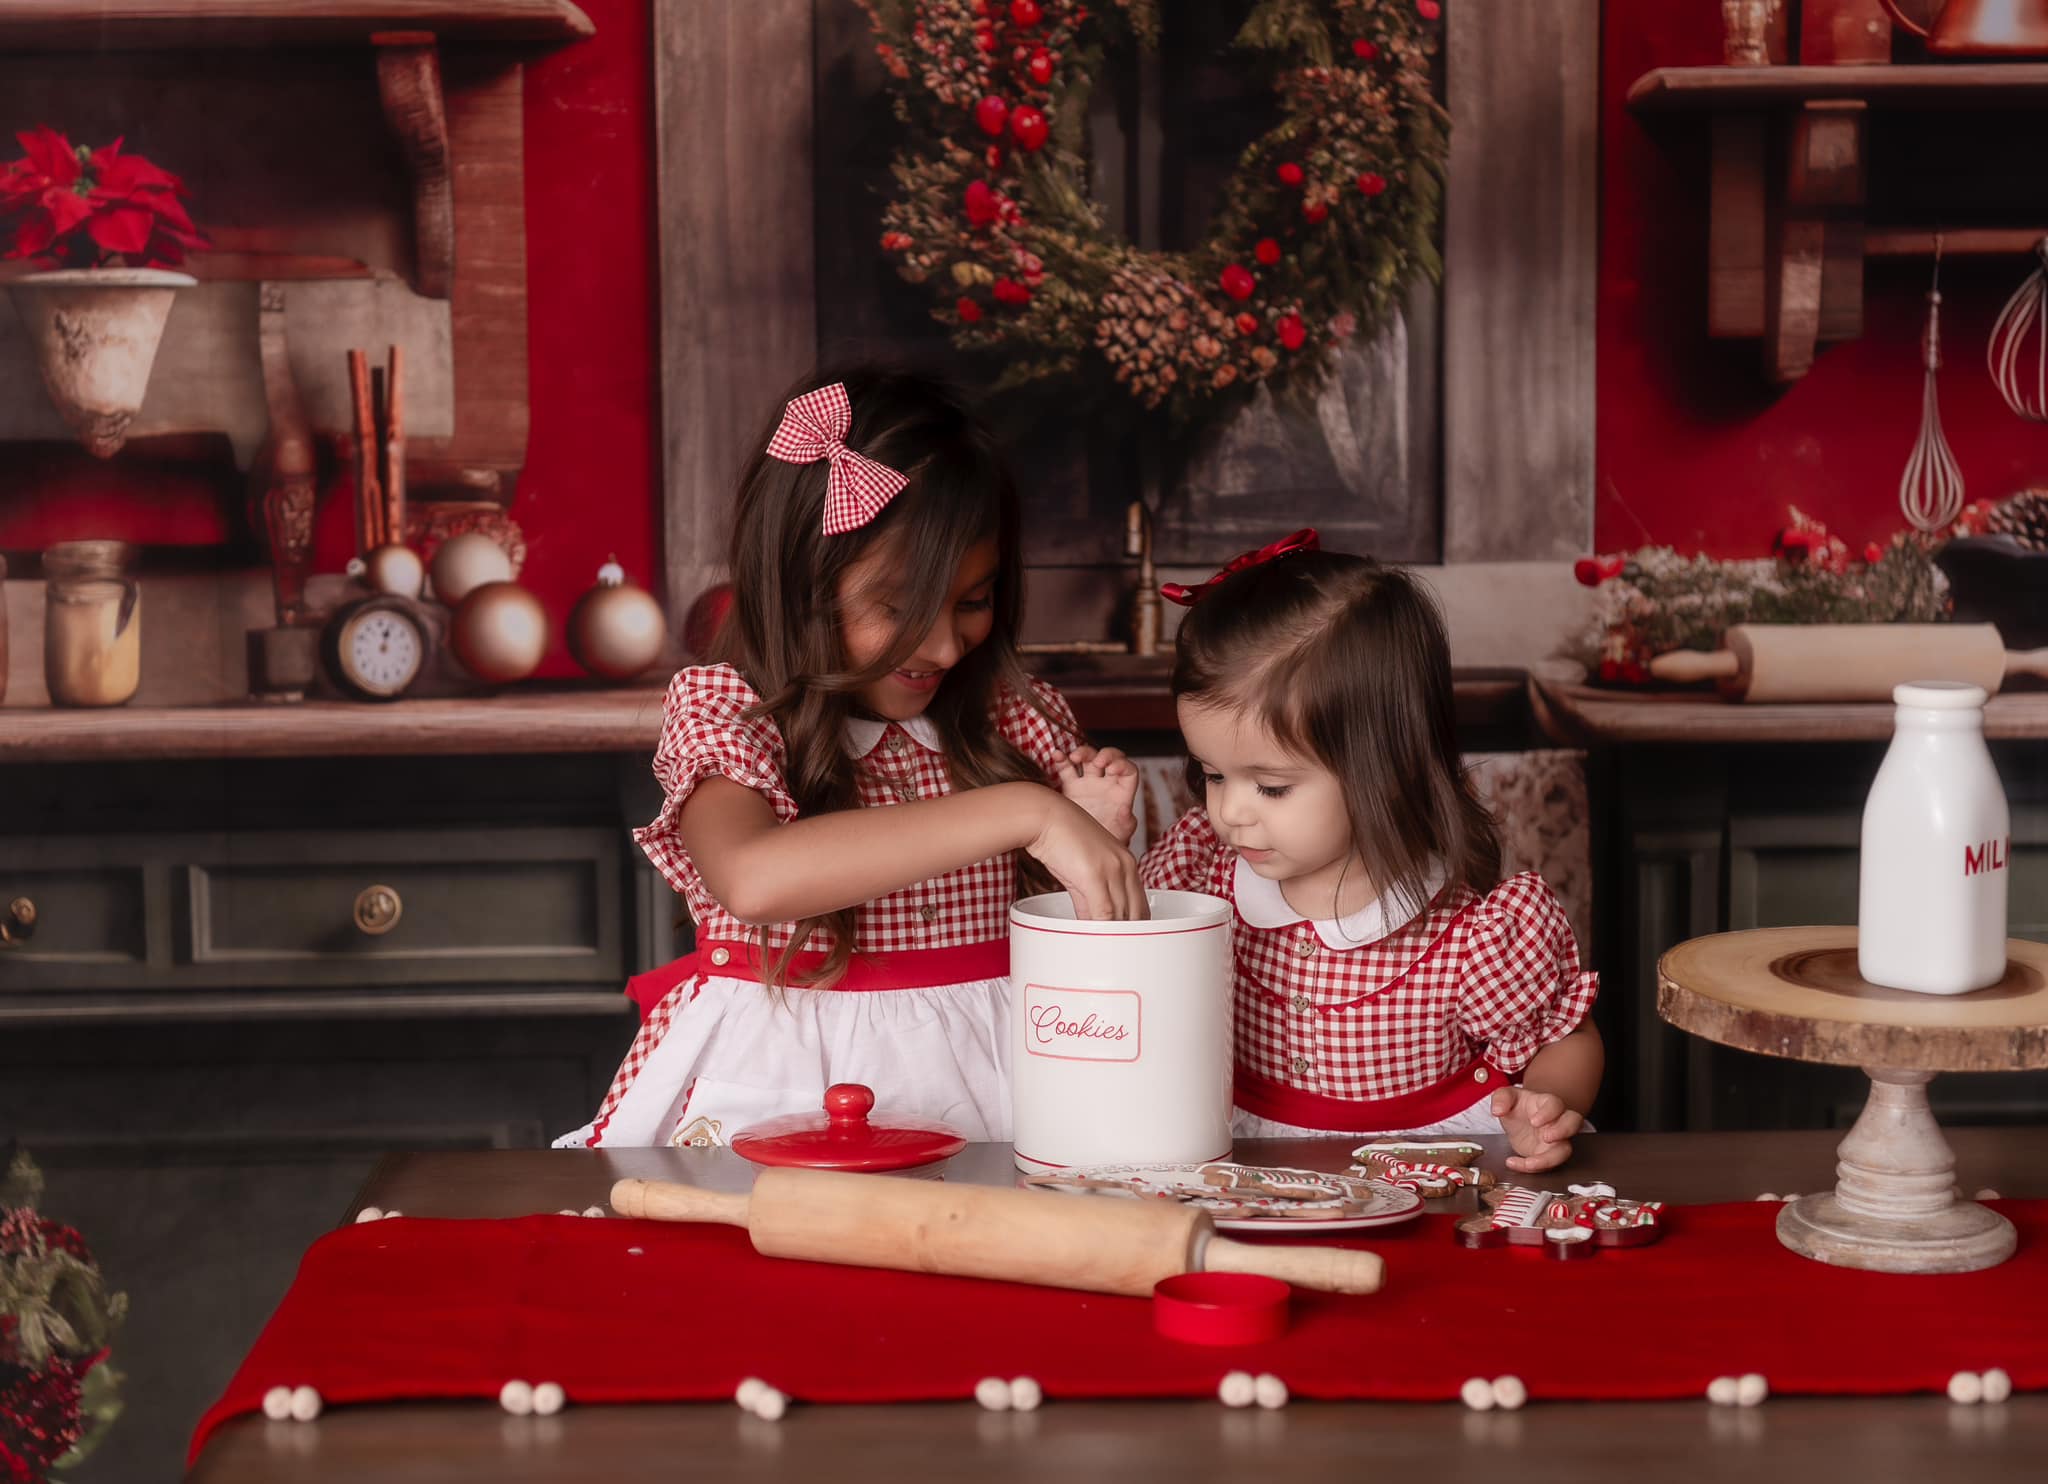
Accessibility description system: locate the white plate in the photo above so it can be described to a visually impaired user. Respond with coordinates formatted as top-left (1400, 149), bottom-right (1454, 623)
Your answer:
top-left (1026, 1161), bottom-right (1424, 1233)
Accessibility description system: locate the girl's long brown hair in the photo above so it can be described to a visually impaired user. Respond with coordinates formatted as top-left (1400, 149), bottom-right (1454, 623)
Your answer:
top-left (1170, 552), bottom-right (1501, 924)
top-left (718, 366), bottom-right (1053, 986)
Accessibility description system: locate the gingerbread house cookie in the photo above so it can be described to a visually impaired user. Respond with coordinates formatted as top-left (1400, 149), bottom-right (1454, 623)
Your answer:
top-left (1455, 1181), bottom-right (1664, 1259)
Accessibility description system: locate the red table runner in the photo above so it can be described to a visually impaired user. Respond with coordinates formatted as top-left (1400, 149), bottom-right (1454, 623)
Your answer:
top-left (191, 1201), bottom-right (2048, 1463)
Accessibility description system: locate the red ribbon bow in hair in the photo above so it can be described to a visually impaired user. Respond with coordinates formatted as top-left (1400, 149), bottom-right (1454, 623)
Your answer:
top-left (765, 382), bottom-right (910, 536)
top-left (1159, 528), bottom-right (1321, 607)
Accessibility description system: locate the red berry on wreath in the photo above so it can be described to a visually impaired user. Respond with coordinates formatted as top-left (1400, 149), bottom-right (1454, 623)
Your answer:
top-left (1864, 541), bottom-right (1885, 564)
top-left (974, 0), bottom-right (992, 14)
top-left (1254, 238), bottom-right (1281, 266)
top-left (1010, 105), bottom-right (1050, 152)
top-left (992, 276), bottom-right (1031, 306)
top-left (976, 96), bottom-right (1010, 137)
top-left (1418, 0), bottom-right (1441, 18)
top-left (1235, 312), bottom-right (1259, 336)
top-left (964, 179), bottom-right (1001, 227)
top-left (1011, 0), bottom-right (1043, 25)
top-left (1276, 313), bottom-right (1307, 351)
top-left (974, 28), bottom-right (997, 51)
top-left (1304, 201), bottom-right (1328, 224)
top-left (958, 297), bottom-right (985, 324)
top-left (1572, 557), bottom-right (1603, 588)
top-left (1357, 171), bottom-right (1387, 196)
top-left (1220, 264), bottom-right (1257, 301)
top-left (1276, 162), bottom-right (1305, 188)
top-left (1028, 48), bottom-right (1055, 84)
top-left (1352, 38), bottom-right (1379, 60)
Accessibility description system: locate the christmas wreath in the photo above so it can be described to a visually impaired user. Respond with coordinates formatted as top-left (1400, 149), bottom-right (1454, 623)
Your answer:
top-left (0, 1152), bottom-right (124, 1483)
top-left (857, 0), bottom-right (1447, 418)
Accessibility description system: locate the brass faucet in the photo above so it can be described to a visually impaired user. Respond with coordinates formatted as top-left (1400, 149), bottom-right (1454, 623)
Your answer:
top-left (1023, 501), bottom-right (1162, 658)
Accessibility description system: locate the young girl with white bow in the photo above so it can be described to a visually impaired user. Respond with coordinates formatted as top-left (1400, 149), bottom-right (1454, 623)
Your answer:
top-left (557, 368), bottom-right (1143, 1149)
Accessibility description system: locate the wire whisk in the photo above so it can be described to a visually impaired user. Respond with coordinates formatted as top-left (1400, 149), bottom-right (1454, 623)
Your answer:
top-left (1988, 237), bottom-right (2048, 423)
top-left (1900, 237), bottom-right (1964, 534)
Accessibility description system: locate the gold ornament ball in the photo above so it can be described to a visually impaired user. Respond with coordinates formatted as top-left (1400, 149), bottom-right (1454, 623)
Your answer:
top-left (429, 532), bottom-right (515, 606)
top-left (450, 581), bottom-right (548, 684)
top-left (567, 559), bottom-right (666, 680)
top-left (362, 544), bottom-right (425, 598)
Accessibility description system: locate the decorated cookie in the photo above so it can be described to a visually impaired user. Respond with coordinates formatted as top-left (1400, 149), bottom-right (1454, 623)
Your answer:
top-left (1349, 1141), bottom-right (1497, 1198)
top-left (1022, 1162), bottom-right (1420, 1229)
top-left (1455, 1181), bottom-right (1664, 1259)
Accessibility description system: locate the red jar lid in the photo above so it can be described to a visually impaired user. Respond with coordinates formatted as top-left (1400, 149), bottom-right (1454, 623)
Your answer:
top-left (1152, 1273), bottom-right (1291, 1346)
top-left (729, 1084), bottom-right (967, 1172)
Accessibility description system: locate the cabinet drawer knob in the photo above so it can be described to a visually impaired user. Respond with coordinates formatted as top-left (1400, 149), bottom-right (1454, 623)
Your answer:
top-left (353, 885), bottom-right (403, 936)
top-left (0, 897), bottom-right (35, 948)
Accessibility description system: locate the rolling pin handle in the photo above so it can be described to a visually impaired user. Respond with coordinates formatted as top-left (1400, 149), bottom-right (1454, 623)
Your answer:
top-left (609, 1177), bottom-right (751, 1228)
top-left (1201, 1234), bottom-right (1385, 1295)
top-left (2003, 647), bottom-right (2048, 684)
top-left (1648, 648), bottom-right (1742, 685)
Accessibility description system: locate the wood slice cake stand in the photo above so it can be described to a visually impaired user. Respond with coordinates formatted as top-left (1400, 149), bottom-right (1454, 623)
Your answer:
top-left (1659, 927), bottom-right (2048, 1275)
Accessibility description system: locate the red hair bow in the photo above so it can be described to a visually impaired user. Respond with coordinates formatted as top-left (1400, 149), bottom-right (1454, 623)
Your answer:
top-left (765, 382), bottom-right (910, 536)
top-left (1159, 528), bottom-right (1321, 607)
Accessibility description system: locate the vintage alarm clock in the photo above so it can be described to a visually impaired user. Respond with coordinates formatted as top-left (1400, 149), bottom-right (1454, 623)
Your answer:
top-left (322, 595), bottom-right (430, 701)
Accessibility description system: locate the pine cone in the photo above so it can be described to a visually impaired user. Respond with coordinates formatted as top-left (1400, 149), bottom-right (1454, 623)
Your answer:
top-left (1985, 489), bottom-right (2048, 551)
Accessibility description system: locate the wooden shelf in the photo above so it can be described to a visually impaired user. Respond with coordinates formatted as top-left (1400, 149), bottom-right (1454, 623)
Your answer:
top-left (1628, 64), bottom-right (2048, 112)
top-left (1530, 675), bottom-right (2048, 746)
top-left (0, 671), bottom-right (1531, 763)
top-left (0, 1), bottom-right (594, 49)
top-left (1629, 63), bottom-right (2048, 383)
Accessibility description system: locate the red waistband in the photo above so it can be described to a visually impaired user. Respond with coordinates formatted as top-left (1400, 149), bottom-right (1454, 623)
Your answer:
top-left (625, 938), bottom-right (1009, 1018)
top-left (1234, 1056), bottom-right (1510, 1133)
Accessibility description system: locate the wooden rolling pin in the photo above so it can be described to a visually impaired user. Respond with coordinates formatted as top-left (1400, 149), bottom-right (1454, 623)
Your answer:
top-left (1649, 624), bottom-right (2048, 702)
top-left (611, 1168), bottom-right (1384, 1297)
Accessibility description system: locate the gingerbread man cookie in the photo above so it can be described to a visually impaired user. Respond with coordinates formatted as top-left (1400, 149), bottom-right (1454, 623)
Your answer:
top-left (1350, 1141), bottom-right (1498, 1198)
top-left (1455, 1181), bottom-right (1664, 1259)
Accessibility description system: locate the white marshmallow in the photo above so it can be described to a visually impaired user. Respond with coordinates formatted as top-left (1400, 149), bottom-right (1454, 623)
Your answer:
top-left (1982, 1368), bottom-right (2012, 1404)
top-left (354, 1206), bottom-right (383, 1224)
top-left (1217, 1371), bottom-right (1256, 1408)
top-left (1706, 1376), bottom-right (1740, 1407)
top-left (1460, 1377), bottom-right (1495, 1411)
top-left (532, 1382), bottom-right (565, 1417)
top-left (974, 1376), bottom-right (1012, 1411)
top-left (1491, 1375), bottom-right (1527, 1411)
top-left (1948, 1371), bottom-right (1984, 1405)
top-left (1253, 1373), bottom-right (1288, 1410)
top-left (735, 1377), bottom-right (767, 1409)
top-left (557, 1208), bottom-right (579, 1216)
top-left (1009, 1377), bottom-right (1043, 1412)
top-left (499, 1379), bottom-right (534, 1416)
top-left (582, 1205), bottom-right (606, 1218)
top-left (1753, 1193), bottom-right (1778, 1203)
top-left (752, 1388), bottom-right (787, 1422)
top-left (289, 1385), bottom-right (322, 1422)
top-left (1736, 1374), bottom-right (1768, 1408)
top-left (261, 1386), bottom-right (294, 1420)
top-left (1974, 1189), bottom-right (2002, 1202)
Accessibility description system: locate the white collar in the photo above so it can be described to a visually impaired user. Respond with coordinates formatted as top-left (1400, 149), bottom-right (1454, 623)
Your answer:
top-left (1232, 856), bottom-right (1448, 949)
top-left (843, 713), bottom-right (943, 759)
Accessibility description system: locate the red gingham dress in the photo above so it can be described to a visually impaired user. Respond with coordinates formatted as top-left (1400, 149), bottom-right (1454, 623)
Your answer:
top-left (1140, 808), bottom-right (1598, 1138)
top-left (558, 664), bottom-right (1083, 1150)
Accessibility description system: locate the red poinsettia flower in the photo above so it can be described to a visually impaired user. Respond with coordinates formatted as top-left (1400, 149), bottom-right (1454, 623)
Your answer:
top-left (0, 126), bottom-right (207, 269)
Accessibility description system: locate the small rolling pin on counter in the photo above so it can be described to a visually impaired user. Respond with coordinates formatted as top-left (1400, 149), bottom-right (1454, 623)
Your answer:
top-left (1650, 624), bottom-right (2048, 703)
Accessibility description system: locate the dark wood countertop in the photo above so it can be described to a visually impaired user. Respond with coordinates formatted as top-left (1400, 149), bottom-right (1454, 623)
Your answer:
top-left (0, 669), bottom-right (1533, 762)
top-left (1531, 673), bottom-right (2048, 746)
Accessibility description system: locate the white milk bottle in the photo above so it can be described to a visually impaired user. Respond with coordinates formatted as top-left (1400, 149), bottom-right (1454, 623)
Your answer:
top-left (1858, 682), bottom-right (2010, 995)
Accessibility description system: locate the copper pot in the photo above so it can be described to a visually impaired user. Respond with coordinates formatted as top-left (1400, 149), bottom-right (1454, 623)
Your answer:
top-left (1878, 0), bottom-right (2048, 55)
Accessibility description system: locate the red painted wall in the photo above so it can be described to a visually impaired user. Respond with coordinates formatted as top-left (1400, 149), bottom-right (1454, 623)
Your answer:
top-left (0, 0), bottom-right (657, 678)
top-left (1598, 0), bottom-right (2048, 558)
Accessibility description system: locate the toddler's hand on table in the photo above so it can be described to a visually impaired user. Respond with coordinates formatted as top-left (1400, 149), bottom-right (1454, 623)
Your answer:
top-left (1489, 1085), bottom-right (1584, 1174)
top-left (1056, 746), bottom-right (1139, 845)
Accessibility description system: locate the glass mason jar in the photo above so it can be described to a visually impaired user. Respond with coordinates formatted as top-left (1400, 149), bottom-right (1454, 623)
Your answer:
top-left (43, 539), bottom-right (141, 708)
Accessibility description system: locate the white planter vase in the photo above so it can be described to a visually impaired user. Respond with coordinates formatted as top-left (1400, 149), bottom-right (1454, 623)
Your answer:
top-left (6, 267), bottom-right (195, 458)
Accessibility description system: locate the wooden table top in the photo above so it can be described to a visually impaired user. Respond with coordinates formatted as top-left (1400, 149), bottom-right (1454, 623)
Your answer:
top-left (185, 1131), bottom-right (2048, 1483)
top-left (1529, 673), bottom-right (2048, 746)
